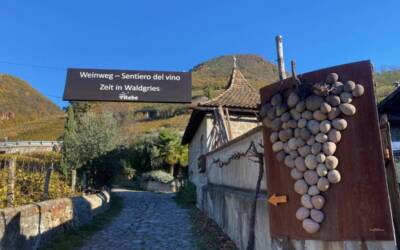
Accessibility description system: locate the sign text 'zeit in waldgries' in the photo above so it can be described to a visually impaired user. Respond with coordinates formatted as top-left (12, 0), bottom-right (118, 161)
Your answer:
top-left (63, 68), bottom-right (192, 103)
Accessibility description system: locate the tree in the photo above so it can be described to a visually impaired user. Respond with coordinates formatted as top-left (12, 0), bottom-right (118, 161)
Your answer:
top-left (128, 134), bottom-right (160, 174)
top-left (156, 129), bottom-right (188, 176)
top-left (61, 106), bottom-right (80, 191)
top-left (76, 111), bottom-right (118, 187)
top-left (71, 101), bottom-right (92, 123)
top-left (77, 112), bottom-right (118, 166)
top-left (122, 130), bottom-right (188, 177)
top-left (62, 109), bottom-right (118, 190)
top-left (176, 142), bottom-right (188, 174)
top-left (204, 85), bottom-right (216, 99)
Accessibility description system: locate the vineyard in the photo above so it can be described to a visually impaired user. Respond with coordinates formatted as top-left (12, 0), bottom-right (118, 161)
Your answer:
top-left (0, 152), bottom-right (78, 208)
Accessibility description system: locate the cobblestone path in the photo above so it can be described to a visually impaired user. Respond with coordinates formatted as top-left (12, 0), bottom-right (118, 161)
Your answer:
top-left (79, 188), bottom-right (196, 250)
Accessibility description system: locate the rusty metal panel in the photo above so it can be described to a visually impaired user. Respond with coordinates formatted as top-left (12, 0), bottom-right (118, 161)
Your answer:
top-left (260, 61), bottom-right (394, 240)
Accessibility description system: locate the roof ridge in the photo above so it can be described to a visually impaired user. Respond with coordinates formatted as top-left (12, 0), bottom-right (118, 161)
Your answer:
top-left (200, 67), bottom-right (259, 108)
top-left (208, 67), bottom-right (239, 103)
top-left (378, 85), bottom-right (400, 110)
top-left (232, 68), bottom-right (257, 91)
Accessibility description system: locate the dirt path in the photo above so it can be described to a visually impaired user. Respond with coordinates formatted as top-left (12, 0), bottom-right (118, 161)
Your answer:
top-left (79, 188), bottom-right (196, 250)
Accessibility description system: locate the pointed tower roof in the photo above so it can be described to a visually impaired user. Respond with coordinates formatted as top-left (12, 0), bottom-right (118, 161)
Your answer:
top-left (182, 61), bottom-right (260, 145)
top-left (198, 63), bottom-right (260, 110)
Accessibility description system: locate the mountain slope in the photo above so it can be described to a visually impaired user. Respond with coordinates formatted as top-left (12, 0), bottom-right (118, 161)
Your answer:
top-left (0, 116), bottom-right (65, 141)
top-left (0, 74), bottom-right (64, 140)
top-left (1, 57), bottom-right (398, 141)
top-left (91, 54), bottom-right (279, 137)
top-left (375, 69), bottom-right (400, 101)
top-left (0, 74), bottom-right (63, 123)
top-left (191, 54), bottom-right (279, 91)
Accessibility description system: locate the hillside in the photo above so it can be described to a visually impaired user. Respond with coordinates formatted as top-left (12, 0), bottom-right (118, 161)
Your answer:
top-left (0, 116), bottom-right (65, 141)
top-left (88, 54), bottom-right (279, 138)
top-left (374, 68), bottom-right (400, 101)
top-left (84, 66), bottom-right (400, 140)
top-left (1, 57), bottom-right (398, 141)
top-left (0, 74), bottom-right (64, 140)
top-left (0, 74), bottom-right (63, 124)
top-left (0, 55), bottom-right (274, 140)
top-left (192, 54), bottom-right (278, 93)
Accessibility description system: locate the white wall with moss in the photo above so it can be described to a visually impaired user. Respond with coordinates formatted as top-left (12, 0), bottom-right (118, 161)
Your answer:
top-left (188, 114), bottom-right (261, 208)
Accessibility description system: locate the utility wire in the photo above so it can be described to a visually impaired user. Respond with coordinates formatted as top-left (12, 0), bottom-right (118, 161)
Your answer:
top-left (0, 60), bottom-right (67, 71)
top-left (0, 60), bottom-right (115, 71)
top-left (0, 60), bottom-right (68, 99)
top-left (43, 93), bottom-right (63, 99)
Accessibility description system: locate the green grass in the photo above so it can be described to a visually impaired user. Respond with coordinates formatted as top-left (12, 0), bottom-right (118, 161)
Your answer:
top-left (40, 192), bottom-right (124, 250)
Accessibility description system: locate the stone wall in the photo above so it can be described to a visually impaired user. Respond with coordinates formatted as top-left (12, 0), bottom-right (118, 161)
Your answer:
top-left (200, 127), bottom-right (397, 250)
top-left (0, 141), bottom-right (61, 154)
top-left (140, 181), bottom-right (175, 193)
top-left (0, 191), bottom-right (110, 250)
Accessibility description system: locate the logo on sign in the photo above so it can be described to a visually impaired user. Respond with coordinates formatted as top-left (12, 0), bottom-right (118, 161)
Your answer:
top-left (118, 92), bottom-right (138, 101)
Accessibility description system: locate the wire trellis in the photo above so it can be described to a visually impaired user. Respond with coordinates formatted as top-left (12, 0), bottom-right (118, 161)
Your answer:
top-left (0, 154), bottom-right (76, 209)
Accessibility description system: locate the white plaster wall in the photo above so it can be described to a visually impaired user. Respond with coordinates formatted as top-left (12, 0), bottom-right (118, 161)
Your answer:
top-left (206, 127), bottom-right (266, 192)
top-left (188, 117), bottom-right (210, 208)
top-left (188, 115), bottom-right (262, 206)
top-left (228, 116), bottom-right (260, 139)
top-left (202, 185), bottom-right (270, 250)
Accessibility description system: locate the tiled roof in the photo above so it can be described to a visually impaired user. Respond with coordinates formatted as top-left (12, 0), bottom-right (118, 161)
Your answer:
top-left (198, 67), bottom-right (260, 110)
top-left (378, 86), bottom-right (400, 113)
top-left (378, 86), bottom-right (400, 126)
top-left (182, 67), bottom-right (260, 145)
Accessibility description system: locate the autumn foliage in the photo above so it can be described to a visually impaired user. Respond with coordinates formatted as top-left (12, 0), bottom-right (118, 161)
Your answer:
top-left (0, 152), bottom-right (78, 208)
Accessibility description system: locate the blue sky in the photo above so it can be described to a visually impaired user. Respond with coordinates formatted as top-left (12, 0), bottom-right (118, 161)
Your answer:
top-left (1, 0), bottom-right (399, 107)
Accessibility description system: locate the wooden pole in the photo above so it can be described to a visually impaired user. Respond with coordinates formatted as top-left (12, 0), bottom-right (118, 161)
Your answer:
top-left (275, 35), bottom-right (287, 80)
top-left (217, 106), bottom-right (230, 141)
top-left (212, 108), bottom-right (229, 147)
top-left (71, 168), bottom-right (77, 192)
top-left (43, 162), bottom-right (53, 199)
top-left (224, 108), bottom-right (233, 139)
top-left (6, 158), bottom-right (16, 207)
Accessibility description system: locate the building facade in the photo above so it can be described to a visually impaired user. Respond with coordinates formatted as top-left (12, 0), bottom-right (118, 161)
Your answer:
top-left (182, 65), bottom-right (261, 207)
top-left (379, 86), bottom-right (400, 182)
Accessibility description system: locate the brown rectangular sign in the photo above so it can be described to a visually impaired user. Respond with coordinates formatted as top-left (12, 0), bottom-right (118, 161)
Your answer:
top-left (63, 68), bottom-right (192, 103)
top-left (260, 61), bottom-right (394, 240)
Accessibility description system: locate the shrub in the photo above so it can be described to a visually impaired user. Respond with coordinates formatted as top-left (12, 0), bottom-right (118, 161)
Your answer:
top-left (174, 181), bottom-right (196, 207)
top-left (124, 169), bottom-right (136, 179)
top-left (175, 181), bottom-right (196, 207)
top-left (141, 170), bottom-right (174, 184)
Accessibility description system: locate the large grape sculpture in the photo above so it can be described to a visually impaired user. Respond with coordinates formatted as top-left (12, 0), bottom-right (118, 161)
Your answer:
top-left (260, 73), bottom-right (365, 234)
